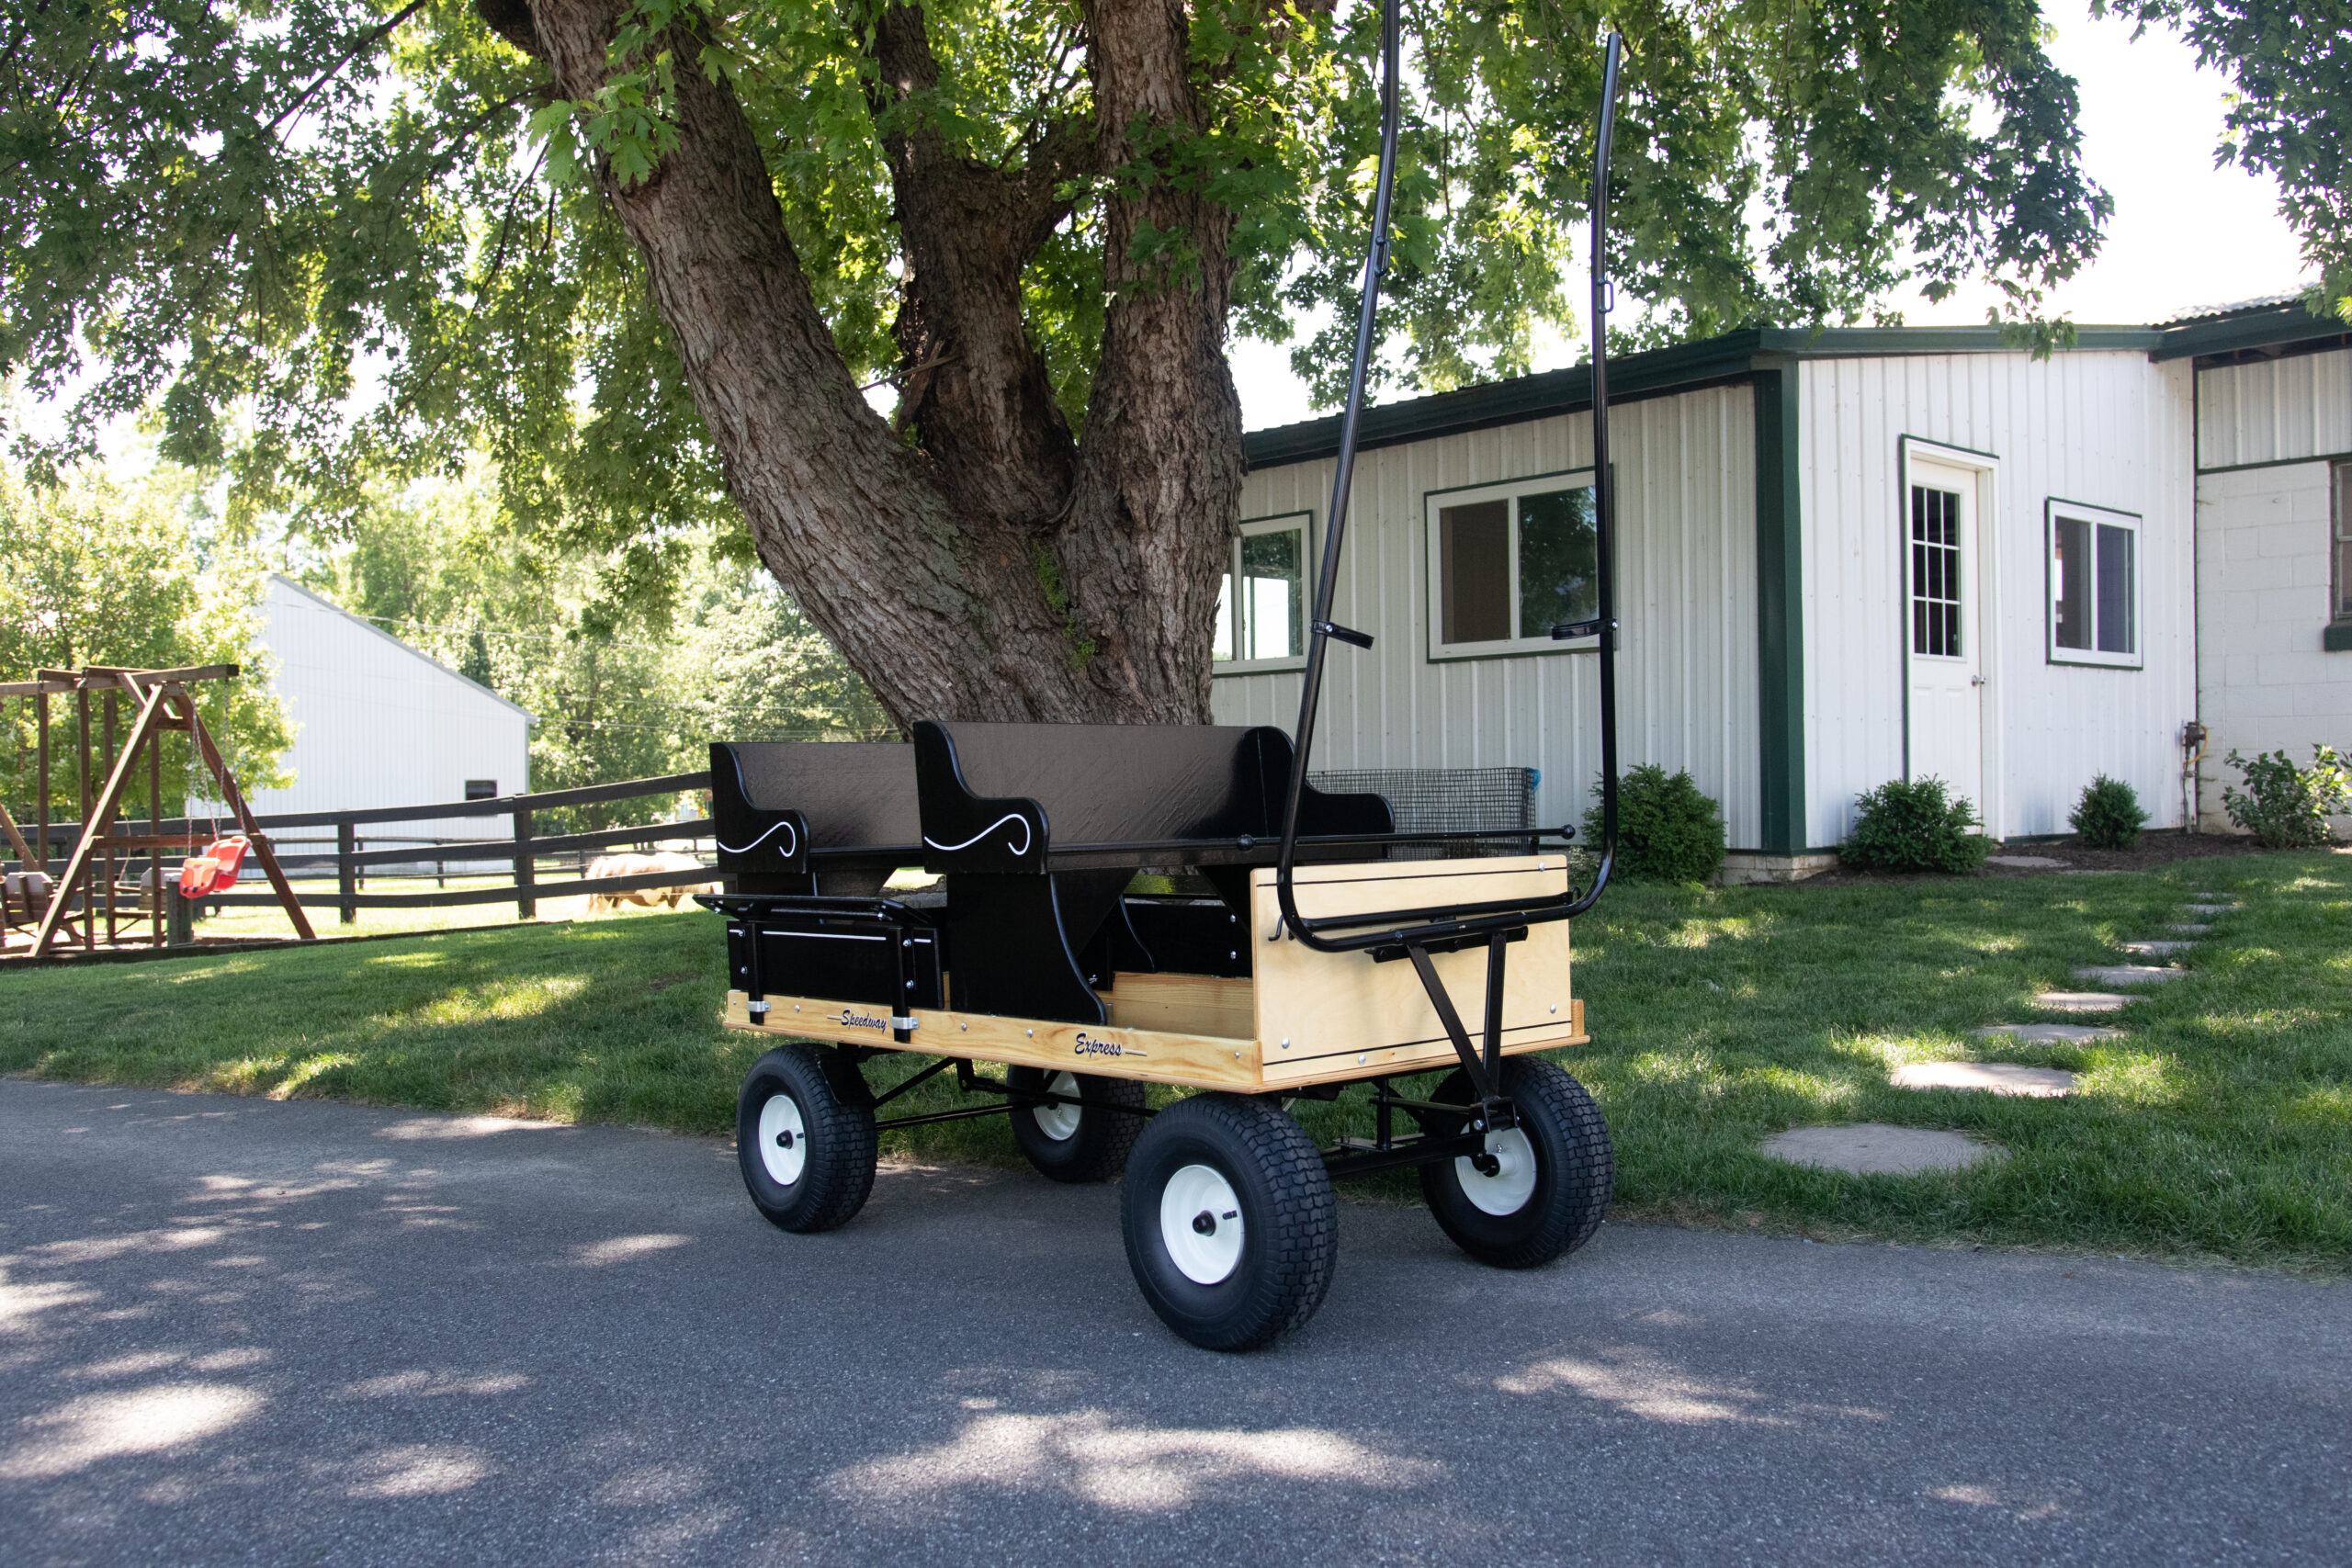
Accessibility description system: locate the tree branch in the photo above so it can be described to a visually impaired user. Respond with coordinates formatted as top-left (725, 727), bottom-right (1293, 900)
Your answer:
top-left (262, 0), bottom-right (429, 139)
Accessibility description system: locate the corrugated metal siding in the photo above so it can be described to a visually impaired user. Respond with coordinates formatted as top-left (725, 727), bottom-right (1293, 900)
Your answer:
top-left (193, 578), bottom-right (533, 843)
top-left (1213, 385), bottom-right (1761, 844)
top-left (2197, 346), bottom-right (2352, 470)
top-left (1797, 352), bottom-right (2198, 843)
top-left (2192, 461), bottom-right (2345, 827)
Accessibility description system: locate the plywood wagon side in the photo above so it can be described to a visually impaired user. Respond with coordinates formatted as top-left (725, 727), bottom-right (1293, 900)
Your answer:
top-left (718, 851), bottom-right (1590, 1091)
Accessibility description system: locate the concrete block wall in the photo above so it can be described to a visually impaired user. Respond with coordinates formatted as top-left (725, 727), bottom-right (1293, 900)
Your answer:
top-left (2192, 461), bottom-right (2349, 830)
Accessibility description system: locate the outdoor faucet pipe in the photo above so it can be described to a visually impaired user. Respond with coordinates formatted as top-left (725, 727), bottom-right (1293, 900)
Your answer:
top-left (1273, 21), bottom-right (1625, 948)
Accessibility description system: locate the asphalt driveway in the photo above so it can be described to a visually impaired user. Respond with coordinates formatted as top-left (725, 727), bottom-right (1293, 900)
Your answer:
top-left (1, 1078), bottom-right (2344, 1566)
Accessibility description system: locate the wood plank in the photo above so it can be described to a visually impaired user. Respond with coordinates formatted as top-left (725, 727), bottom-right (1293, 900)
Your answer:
top-left (1249, 858), bottom-right (1581, 1084)
top-left (1259, 1001), bottom-right (1584, 1089)
top-left (1101, 971), bottom-right (1255, 1037)
top-left (721, 990), bottom-right (1261, 1089)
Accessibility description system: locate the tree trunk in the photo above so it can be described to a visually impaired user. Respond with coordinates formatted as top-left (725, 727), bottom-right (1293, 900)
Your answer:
top-left (512, 0), bottom-right (1240, 730)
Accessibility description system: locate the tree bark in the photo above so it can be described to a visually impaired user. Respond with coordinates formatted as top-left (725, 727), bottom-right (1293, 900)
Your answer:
top-left (509, 0), bottom-right (1240, 730)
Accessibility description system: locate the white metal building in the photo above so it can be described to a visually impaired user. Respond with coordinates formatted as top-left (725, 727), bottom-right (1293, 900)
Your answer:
top-left (1213, 305), bottom-right (2350, 873)
top-left (196, 575), bottom-right (533, 841)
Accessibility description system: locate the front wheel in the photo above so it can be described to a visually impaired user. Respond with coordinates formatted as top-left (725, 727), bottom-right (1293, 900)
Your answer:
top-left (1418, 1058), bottom-right (1612, 1269)
top-left (1008, 1066), bottom-right (1148, 1182)
top-left (1120, 1094), bottom-right (1337, 1352)
top-left (736, 1044), bottom-right (877, 1233)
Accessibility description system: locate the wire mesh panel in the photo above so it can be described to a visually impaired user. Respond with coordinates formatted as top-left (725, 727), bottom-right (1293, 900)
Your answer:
top-left (1307, 767), bottom-right (1539, 858)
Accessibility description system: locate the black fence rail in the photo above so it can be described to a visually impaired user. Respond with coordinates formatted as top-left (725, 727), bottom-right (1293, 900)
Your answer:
top-left (16, 770), bottom-right (719, 927)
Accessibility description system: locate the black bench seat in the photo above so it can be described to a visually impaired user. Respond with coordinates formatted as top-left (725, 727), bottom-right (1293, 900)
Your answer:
top-left (704, 726), bottom-right (1395, 1030)
top-left (912, 721), bottom-right (1390, 1022)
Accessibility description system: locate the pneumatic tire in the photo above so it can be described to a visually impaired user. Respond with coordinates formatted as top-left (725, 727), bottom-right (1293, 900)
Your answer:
top-left (1120, 1094), bottom-right (1337, 1352)
top-left (736, 1044), bottom-right (877, 1233)
top-left (1008, 1066), bottom-right (1148, 1182)
top-left (1418, 1057), bottom-right (1612, 1269)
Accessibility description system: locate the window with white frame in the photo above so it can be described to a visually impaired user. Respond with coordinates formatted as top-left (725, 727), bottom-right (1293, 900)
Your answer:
top-left (1213, 513), bottom-right (1309, 670)
top-left (1425, 471), bottom-right (1600, 658)
top-left (2333, 461), bottom-right (2351, 623)
top-left (2046, 499), bottom-right (2141, 667)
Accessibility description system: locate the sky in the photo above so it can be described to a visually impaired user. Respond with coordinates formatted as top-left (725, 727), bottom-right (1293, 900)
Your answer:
top-left (1227, 0), bottom-right (2316, 433)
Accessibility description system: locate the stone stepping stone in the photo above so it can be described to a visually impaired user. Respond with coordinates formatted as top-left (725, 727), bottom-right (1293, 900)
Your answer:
top-left (1761, 1123), bottom-right (2002, 1175)
top-left (2186, 903), bottom-right (2240, 916)
top-left (2074, 964), bottom-right (2184, 987)
top-left (2035, 991), bottom-right (2130, 1013)
top-left (2119, 940), bottom-right (2194, 957)
top-left (1987, 854), bottom-right (2070, 868)
top-left (1891, 1062), bottom-right (2076, 1098)
top-left (2169, 923), bottom-right (2212, 934)
top-left (1975, 1022), bottom-right (2124, 1043)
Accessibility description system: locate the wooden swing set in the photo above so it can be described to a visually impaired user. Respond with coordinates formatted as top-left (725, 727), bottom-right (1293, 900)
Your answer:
top-left (0, 663), bottom-right (312, 958)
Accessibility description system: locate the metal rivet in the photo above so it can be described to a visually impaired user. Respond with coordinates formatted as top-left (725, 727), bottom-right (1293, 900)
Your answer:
top-left (1026, 1029), bottom-right (1035, 1038)
top-left (1357, 1054), bottom-right (1366, 1065)
top-left (1281, 1037), bottom-right (1290, 1049)
top-left (1550, 1003), bottom-right (1557, 1013)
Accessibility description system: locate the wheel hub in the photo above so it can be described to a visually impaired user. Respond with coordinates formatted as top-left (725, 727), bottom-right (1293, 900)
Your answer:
top-left (1455, 1127), bottom-right (1537, 1215)
top-left (1033, 1070), bottom-right (1083, 1142)
top-left (1159, 1163), bottom-right (1244, 1284)
top-left (757, 1092), bottom-right (808, 1187)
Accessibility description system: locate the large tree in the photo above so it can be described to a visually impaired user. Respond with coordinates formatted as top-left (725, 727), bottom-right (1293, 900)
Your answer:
top-left (5, 0), bottom-right (2207, 728)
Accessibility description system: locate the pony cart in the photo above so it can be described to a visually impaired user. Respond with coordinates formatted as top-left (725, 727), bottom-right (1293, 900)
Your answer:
top-left (701, 17), bottom-right (1629, 1350)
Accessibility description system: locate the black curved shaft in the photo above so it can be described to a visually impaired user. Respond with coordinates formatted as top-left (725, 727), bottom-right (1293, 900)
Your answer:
top-left (1559, 31), bottom-right (1623, 920)
top-left (1272, 0), bottom-right (1403, 905)
top-left (1274, 22), bottom-right (1625, 949)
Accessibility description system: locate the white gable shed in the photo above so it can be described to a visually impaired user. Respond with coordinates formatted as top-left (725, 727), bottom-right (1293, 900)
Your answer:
top-left (198, 575), bottom-right (533, 841)
top-left (1215, 322), bottom-right (2241, 874)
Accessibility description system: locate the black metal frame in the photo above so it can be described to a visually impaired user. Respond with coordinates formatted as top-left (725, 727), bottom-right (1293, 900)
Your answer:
top-left (1264, 13), bottom-right (1628, 1128)
top-left (821, 1043), bottom-right (1494, 1180)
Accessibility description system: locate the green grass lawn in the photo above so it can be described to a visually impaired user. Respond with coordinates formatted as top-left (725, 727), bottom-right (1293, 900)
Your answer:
top-left (4, 850), bottom-right (2346, 1269)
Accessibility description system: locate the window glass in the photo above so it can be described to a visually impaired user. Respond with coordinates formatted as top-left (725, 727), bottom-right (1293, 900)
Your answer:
top-left (1517, 487), bottom-right (1598, 636)
top-left (1239, 527), bottom-right (1302, 660)
top-left (2052, 514), bottom-right (2092, 649)
top-left (1213, 515), bottom-right (1307, 667)
top-left (1910, 485), bottom-right (1962, 658)
top-left (2335, 463), bottom-right (2352, 620)
top-left (2095, 523), bottom-right (2135, 654)
top-left (1439, 500), bottom-right (1510, 644)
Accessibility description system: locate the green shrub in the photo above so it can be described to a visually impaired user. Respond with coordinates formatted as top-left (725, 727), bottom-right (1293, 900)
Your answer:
top-left (2069, 773), bottom-right (2148, 850)
top-left (1585, 763), bottom-right (1726, 883)
top-left (2222, 746), bottom-right (2349, 848)
top-left (1842, 775), bottom-right (1991, 874)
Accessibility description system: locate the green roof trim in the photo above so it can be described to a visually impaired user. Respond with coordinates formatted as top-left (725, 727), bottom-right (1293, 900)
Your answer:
top-left (1245, 323), bottom-right (2166, 469)
top-left (2150, 302), bottom-right (2350, 362)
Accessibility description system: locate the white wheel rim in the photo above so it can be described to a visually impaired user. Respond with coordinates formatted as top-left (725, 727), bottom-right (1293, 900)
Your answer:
top-left (1032, 1071), bottom-right (1083, 1142)
top-left (1456, 1128), bottom-right (1539, 1216)
top-left (1159, 1163), bottom-right (1245, 1284)
top-left (757, 1093), bottom-right (808, 1186)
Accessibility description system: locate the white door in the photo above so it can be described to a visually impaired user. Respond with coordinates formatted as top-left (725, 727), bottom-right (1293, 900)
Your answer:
top-left (1905, 458), bottom-right (1984, 810)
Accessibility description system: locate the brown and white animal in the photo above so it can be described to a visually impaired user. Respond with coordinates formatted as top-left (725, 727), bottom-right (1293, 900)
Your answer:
top-left (581, 852), bottom-right (718, 915)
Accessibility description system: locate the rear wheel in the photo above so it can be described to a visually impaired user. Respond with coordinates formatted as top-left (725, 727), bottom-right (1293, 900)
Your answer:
top-left (1008, 1066), bottom-right (1148, 1182)
top-left (1418, 1058), bottom-right (1611, 1269)
top-left (736, 1044), bottom-right (877, 1233)
top-left (1120, 1094), bottom-right (1337, 1351)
